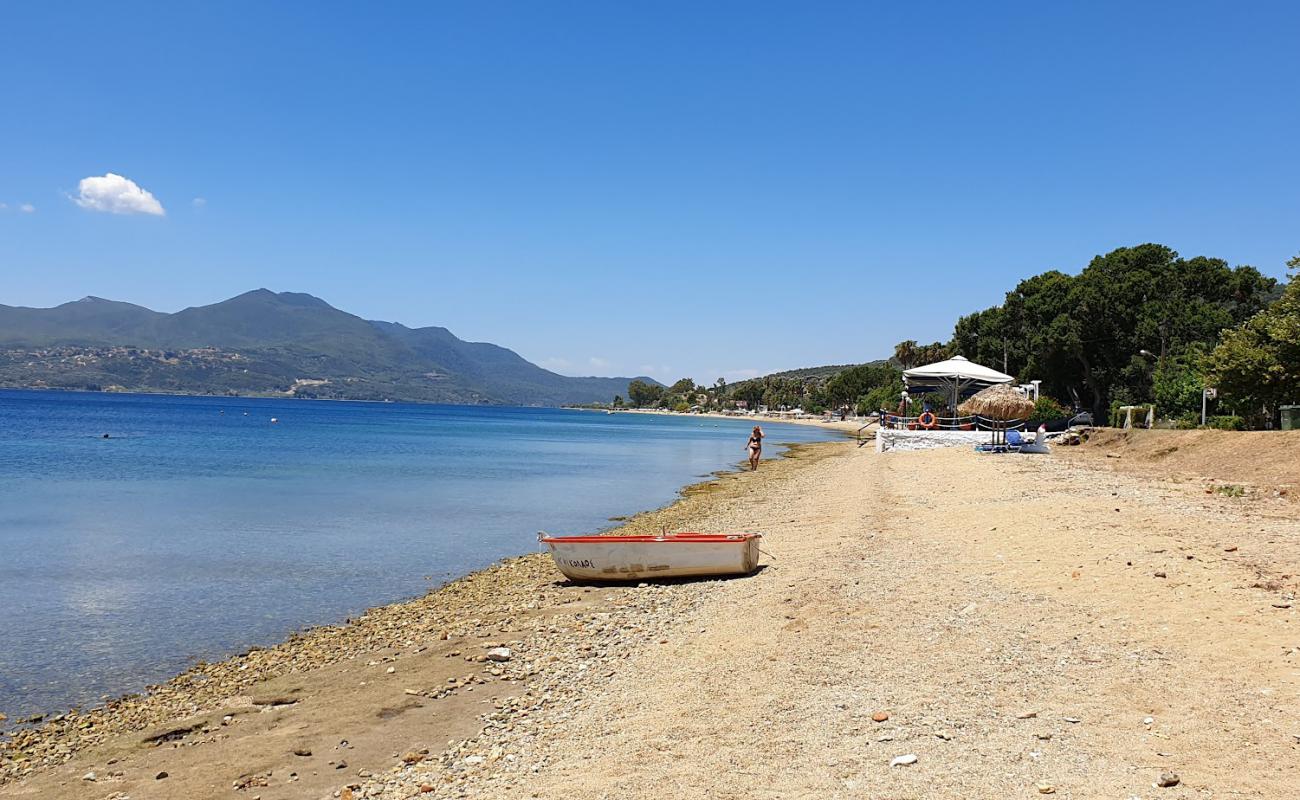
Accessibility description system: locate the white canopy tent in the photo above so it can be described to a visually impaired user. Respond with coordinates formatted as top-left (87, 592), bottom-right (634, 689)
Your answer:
top-left (902, 355), bottom-right (1015, 413)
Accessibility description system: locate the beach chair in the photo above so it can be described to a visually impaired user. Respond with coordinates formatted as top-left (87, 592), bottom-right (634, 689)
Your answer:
top-left (1015, 426), bottom-right (1051, 454)
top-left (974, 428), bottom-right (1026, 454)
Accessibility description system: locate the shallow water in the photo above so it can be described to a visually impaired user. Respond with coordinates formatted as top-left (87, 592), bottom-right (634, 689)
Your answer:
top-left (0, 390), bottom-right (836, 718)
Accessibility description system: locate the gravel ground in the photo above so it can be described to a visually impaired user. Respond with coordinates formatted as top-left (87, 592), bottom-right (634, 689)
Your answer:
top-left (4, 438), bottom-right (1297, 799)
top-left (360, 441), bottom-right (1298, 800)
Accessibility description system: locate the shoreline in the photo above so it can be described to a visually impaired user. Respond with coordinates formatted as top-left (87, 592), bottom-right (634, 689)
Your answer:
top-left (0, 439), bottom-right (846, 792)
top-left (6, 433), bottom-right (1296, 798)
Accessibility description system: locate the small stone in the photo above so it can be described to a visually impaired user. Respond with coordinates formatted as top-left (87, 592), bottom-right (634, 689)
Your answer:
top-left (1143, 716), bottom-right (1155, 725)
top-left (386, 666), bottom-right (396, 674)
top-left (155, 770), bottom-right (169, 779)
top-left (464, 755), bottom-right (485, 765)
top-left (1064, 717), bottom-right (1081, 724)
top-left (1158, 771), bottom-right (1180, 787)
top-left (82, 771), bottom-right (96, 782)
top-left (1036, 733), bottom-right (1052, 741)
top-left (293, 747), bottom-right (312, 757)
top-left (871, 711), bottom-right (890, 722)
top-left (1224, 545), bottom-right (1238, 552)
top-left (485, 647), bottom-right (513, 662)
top-left (401, 751), bottom-right (424, 764)
top-left (1017, 711), bottom-right (1038, 719)
top-left (1154, 571), bottom-right (1167, 578)
top-left (1037, 784), bottom-right (1056, 794)
top-left (890, 754), bottom-right (918, 767)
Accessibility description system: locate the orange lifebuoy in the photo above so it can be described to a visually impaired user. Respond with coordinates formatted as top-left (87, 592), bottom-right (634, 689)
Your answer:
top-left (918, 411), bottom-right (938, 429)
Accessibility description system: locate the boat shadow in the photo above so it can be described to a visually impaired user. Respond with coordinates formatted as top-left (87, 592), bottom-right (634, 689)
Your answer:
top-left (550, 563), bottom-right (770, 589)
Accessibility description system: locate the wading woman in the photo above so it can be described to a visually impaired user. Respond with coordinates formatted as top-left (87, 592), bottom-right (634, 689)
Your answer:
top-left (746, 425), bottom-right (764, 470)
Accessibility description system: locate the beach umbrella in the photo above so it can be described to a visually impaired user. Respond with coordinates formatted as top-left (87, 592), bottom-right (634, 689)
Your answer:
top-left (959, 385), bottom-right (1035, 445)
top-left (958, 384), bottom-right (1035, 420)
top-left (903, 355), bottom-right (1014, 416)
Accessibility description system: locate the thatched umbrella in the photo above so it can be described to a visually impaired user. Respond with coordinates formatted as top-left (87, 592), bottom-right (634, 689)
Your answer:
top-left (959, 384), bottom-right (1035, 419)
top-left (959, 384), bottom-right (1035, 445)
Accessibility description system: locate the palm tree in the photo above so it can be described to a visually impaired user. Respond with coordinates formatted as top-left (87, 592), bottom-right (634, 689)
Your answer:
top-left (893, 340), bottom-right (919, 369)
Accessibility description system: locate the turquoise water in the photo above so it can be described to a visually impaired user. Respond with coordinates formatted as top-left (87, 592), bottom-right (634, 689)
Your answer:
top-left (0, 390), bottom-right (837, 719)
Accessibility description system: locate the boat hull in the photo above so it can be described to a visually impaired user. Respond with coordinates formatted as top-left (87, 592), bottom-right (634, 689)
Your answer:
top-left (539, 533), bottom-right (761, 581)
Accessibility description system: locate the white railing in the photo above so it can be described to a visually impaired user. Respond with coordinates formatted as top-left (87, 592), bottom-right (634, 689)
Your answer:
top-left (877, 410), bottom-right (1028, 432)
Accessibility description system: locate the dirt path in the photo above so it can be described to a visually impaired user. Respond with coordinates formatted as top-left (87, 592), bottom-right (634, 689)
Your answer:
top-left (382, 443), bottom-right (1298, 799)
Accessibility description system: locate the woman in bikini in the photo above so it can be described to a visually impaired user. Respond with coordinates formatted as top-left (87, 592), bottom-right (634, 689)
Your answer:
top-left (746, 425), bottom-right (764, 471)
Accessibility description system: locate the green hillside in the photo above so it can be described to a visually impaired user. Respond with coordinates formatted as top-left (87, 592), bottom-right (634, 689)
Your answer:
top-left (0, 291), bottom-right (652, 406)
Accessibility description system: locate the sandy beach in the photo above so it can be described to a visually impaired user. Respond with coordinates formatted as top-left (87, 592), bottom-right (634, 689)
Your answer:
top-left (3, 432), bottom-right (1298, 799)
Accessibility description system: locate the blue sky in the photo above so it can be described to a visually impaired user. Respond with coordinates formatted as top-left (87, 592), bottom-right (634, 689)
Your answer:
top-left (2, 2), bottom-right (1297, 384)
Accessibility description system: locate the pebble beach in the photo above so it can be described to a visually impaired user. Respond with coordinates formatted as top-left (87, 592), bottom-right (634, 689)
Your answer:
top-left (3, 433), bottom-right (1298, 799)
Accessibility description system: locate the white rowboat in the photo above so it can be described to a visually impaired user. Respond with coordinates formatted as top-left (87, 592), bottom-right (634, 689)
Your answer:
top-left (538, 532), bottom-right (762, 581)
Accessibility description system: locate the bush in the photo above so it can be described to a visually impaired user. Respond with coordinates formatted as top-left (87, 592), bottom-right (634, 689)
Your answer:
top-left (1152, 351), bottom-right (1206, 420)
top-left (1027, 396), bottom-right (1069, 425)
top-left (1206, 415), bottom-right (1245, 431)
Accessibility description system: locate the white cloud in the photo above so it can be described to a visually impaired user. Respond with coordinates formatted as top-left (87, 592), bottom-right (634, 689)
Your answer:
top-left (588, 356), bottom-right (611, 370)
top-left (73, 173), bottom-right (165, 216)
top-left (19, 203), bottom-right (35, 213)
top-left (192, 197), bottom-right (206, 207)
top-left (722, 368), bottom-right (763, 382)
top-left (0, 202), bottom-right (7, 210)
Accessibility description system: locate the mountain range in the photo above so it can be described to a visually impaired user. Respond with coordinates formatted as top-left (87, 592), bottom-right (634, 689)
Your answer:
top-left (0, 290), bottom-right (653, 405)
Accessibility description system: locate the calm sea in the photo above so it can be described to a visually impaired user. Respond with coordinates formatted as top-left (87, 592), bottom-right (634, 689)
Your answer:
top-left (0, 390), bottom-right (837, 719)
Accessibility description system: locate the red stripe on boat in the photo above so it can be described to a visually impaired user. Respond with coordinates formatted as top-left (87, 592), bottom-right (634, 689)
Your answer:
top-left (540, 533), bottom-right (759, 544)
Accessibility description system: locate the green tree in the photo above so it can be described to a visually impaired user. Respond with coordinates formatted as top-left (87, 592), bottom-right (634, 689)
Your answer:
top-left (1207, 256), bottom-right (1300, 426)
top-left (1151, 347), bottom-right (1206, 421)
top-left (949, 245), bottom-right (1275, 417)
top-left (669, 377), bottom-right (697, 395)
top-left (825, 364), bottom-right (901, 408)
top-left (627, 379), bottom-right (663, 408)
top-left (892, 340), bottom-right (919, 368)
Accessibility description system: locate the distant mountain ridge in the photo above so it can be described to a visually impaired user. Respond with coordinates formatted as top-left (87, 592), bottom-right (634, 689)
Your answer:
top-left (0, 290), bottom-right (653, 405)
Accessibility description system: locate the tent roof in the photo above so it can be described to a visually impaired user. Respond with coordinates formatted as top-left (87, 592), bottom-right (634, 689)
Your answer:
top-left (902, 355), bottom-right (1014, 384)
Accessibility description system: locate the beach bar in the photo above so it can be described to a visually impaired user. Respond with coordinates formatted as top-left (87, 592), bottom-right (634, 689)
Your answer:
top-left (876, 356), bottom-right (1030, 451)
